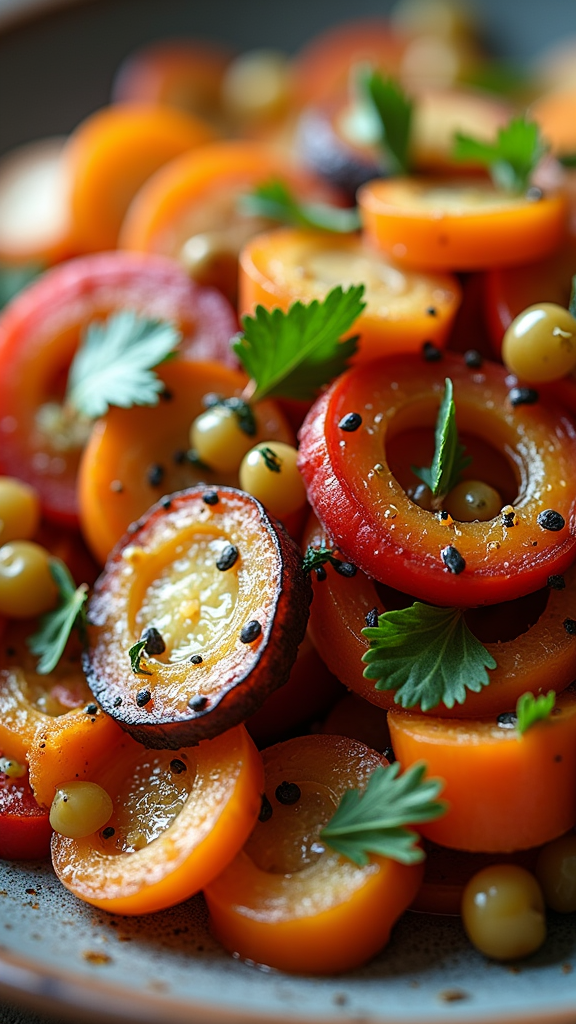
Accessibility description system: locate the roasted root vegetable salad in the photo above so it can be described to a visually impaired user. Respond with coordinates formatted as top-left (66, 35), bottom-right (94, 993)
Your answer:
top-left (3, 0), bottom-right (576, 978)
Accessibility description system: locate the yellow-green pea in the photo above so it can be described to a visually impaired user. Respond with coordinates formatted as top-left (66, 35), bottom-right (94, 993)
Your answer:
top-left (535, 835), bottom-right (576, 913)
top-left (190, 405), bottom-right (255, 473)
top-left (0, 477), bottom-right (40, 546)
top-left (444, 480), bottom-right (502, 522)
top-left (461, 864), bottom-right (546, 961)
top-left (239, 442), bottom-right (307, 519)
top-left (50, 781), bottom-right (113, 839)
top-left (502, 303), bottom-right (576, 384)
top-left (0, 541), bottom-right (58, 618)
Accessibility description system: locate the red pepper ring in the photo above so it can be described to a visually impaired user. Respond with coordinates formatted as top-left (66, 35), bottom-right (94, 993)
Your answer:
top-left (83, 486), bottom-right (311, 749)
top-left (298, 353), bottom-right (576, 607)
top-left (304, 514), bottom-right (576, 718)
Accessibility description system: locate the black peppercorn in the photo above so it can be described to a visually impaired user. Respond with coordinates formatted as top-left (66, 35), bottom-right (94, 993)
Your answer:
top-left (240, 620), bottom-right (262, 643)
top-left (147, 463), bottom-right (164, 487)
top-left (422, 340), bottom-right (442, 362)
top-left (333, 560), bottom-right (357, 577)
top-left (202, 490), bottom-right (219, 505)
top-left (113, 696), bottom-right (122, 708)
top-left (190, 655), bottom-right (203, 665)
top-left (365, 607), bottom-right (379, 628)
top-left (258, 794), bottom-right (273, 822)
top-left (315, 566), bottom-right (327, 582)
top-left (464, 349), bottom-right (483, 369)
top-left (548, 574), bottom-right (566, 591)
top-left (509, 386), bottom-right (539, 407)
top-left (188, 694), bottom-right (208, 711)
top-left (275, 781), bottom-right (301, 805)
top-left (441, 545), bottom-right (466, 575)
top-left (136, 688), bottom-right (151, 707)
top-left (338, 412), bottom-right (362, 432)
top-left (141, 626), bottom-right (166, 656)
top-left (216, 544), bottom-right (239, 571)
top-left (497, 712), bottom-right (517, 729)
top-left (85, 704), bottom-right (98, 715)
top-left (170, 758), bottom-right (187, 775)
top-left (537, 509), bottom-right (565, 532)
top-left (101, 827), bottom-right (115, 839)
top-left (564, 618), bottom-right (576, 636)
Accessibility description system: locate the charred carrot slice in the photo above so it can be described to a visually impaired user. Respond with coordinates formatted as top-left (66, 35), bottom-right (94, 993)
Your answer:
top-left (205, 734), bottom-right (423, 974)
top-left (64, 103), bottom-right (216, 252)
top-left (389, 684), bottom-right (576, 852)
top-left (358, 176), bottom-right (567, 271)
top-left (239, 227), bottom-right (461, 363)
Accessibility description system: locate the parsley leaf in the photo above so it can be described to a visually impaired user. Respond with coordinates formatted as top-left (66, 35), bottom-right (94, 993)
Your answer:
top-left (302, 544), bottom-right (339, 574)
top-left (320, 761), bottom-right (446, 866)
top-left (359, 70), bottom-right (413, 175)
top-left (66, 310), bottom-right (181, 419)
top-left (0, 262), bottom-right (43, 311)
top-left (27, 559), bottom-right (88, 675)
top-left (516, 690), bottom-right (556, 734)
top-left (129, 639), bottom-right (152, 675)
top-left (362, 602), bottom-right (496, 712)
top-left (233, 285), bottom-right (365, 402)
top-left (412, 378), bottom-right (471, 502)
top-left (453, 115), bottom-right (547, 194)
top-left (240, 179), bottom-right (361, 234)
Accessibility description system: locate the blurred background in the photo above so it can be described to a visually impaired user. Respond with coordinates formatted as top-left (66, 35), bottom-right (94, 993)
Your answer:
top-left (1, 0), bottom-right (576, 153)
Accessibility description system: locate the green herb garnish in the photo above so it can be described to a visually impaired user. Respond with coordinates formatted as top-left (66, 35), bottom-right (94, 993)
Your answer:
top-left (516, 690), bottom-right (556, 734)
top-left (66, 310), bottom-right (180, 419)
top-left (129, 639), bottom-right (152, 676)
top-left (258, 446), bottom-right (282, 472)
top-left (362, 602), bottom-right (496, 712)
top-left (453, 115), bottom-right (547, 194)
top-left (233, 285), bottom-right (365, 402)
top-left (359, 70), bottom-right (413, 175)
top-left (412, 378), bottom-right (471, 503)
top-left (240, 179), bottom-right (361, 234)
top-left (27, 560), bottom-right (88, 674)
top-left (0, 262), bottom-right (43, 311)
top-left (320, 761), bottom-right (446, 866)
top-left (302, 544), bottom-right (340, 574)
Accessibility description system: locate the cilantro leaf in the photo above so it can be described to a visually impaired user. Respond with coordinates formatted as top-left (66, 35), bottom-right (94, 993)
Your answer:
top-left (412, 378), bottom-right (471, 502)
top-left (240, 180), bottom-right (361, 234)
top-left (302, 544), bottom-right (338, 574)
top-left (320, 761), bottom-right (446, 866)
top-left (27, 559), bottom-right (88, 675)
top-left (66, 310), bottom-right (181, 419)
top-left (233, 285), bottom-right (365, 402)
top-left (129, 639), bottom-right (152, 675)
top-left (359, 70), bottom-right (413, 175)
top-left (362, 602), bottom-right (496, 712)
top-left (0, 262), bottom-right (43, 311)
top-left (453, 116), bottom-right (547, 194)
top-left (516, 690), bottom-right (556, 734)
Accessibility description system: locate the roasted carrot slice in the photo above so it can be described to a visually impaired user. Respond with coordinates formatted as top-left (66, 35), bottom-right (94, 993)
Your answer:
top-left (64, 103), bottom-right (216, 252)
top-left (358, 176), bottom-right (567, 271)
top-left (119, 141), bottom-right (342, 301)
top-left (0, 624), bottom-right (123, 808)
top-left (83, 487), bottom-right (311, 748)
top-left (239, 227), bottom-right (461, 363)
top-left (77, 359), bottom-right (294, 564)
top-left (389, 684), bottom-right (576, 852)
top-left (0, 758), bottom-right (53, 860)
top-left (111, 39), bottom-right (232, 125)
top-left (304, 514), bottom-right (576, 718)
top-left (51, 725), bottom-right (263, 914)
top-left (205, 734), bottom-right (422, 974)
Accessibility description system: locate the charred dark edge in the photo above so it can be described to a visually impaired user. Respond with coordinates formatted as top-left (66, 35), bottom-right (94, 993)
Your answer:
top-left (83, 486), bottom-right (312, 749)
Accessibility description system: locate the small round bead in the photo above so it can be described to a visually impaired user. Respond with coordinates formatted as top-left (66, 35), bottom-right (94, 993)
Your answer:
top-left (240, 620), bottom-right (262, 644)
top-left (216, 544), bottom-right (239, 572)
top-left (239, 442), bottom-right (307, 520)
top-left (0, 477), bottom-right (41, 546)
top-left (338, 413), bottom-right (362, 432)
top-left (547, 574), bottom-right (566, 590)
top-left (422, 340), bottom-right (442, 362)
top-left (537, 509), bottom-right (565, 532)
top-left (461, 865), bottom-right (546, 961)
top-left (0, 541), bottom-right (59, 618)
top-left (464, 349), bottom-right (483, 369)
top-left (502, 303), bottom-right (576, 384)
top-left (169, 758), bottom-right (187, 775)
top-left (141, 626), bottom-right (166, 655)
top-left (190, 405), bottom-right (255, 473)
top-left (444, 480), bottom-right (502, 523)
top-left (136, 688), bottom-right (152, 707)
top-left (535, 835), bottom-right (576, 912)
top-left (509, 386), bottom-right (539, 407)
top-left (275, 781), bottom-right (301, 805)
top-left (50, 781), bottom-right (113, 839)
top-left (441, 545), bottom-right (466, 575)
top-left (188, 694), bottom-right (208, 711)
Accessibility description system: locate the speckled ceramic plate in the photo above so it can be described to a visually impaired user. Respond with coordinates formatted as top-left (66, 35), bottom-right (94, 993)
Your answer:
top-left (0, 857), bottom-right (575, 1024)
top-left (1, 1), bottom-right (576, 1022)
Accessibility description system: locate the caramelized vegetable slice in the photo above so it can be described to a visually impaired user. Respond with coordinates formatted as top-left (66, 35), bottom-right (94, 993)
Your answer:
top-left (51, 725), bottom-right (263, 914)
top-left (239, 227), bottom-right (461, 364)
top-left (84, 487), bottom-right (311, 748)
top-left (0, 756), bottom-right (53, 860)
top-left (389, 684), bottom-right (576, 852)
top-left (205, 734), bottom-right (423, 974)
